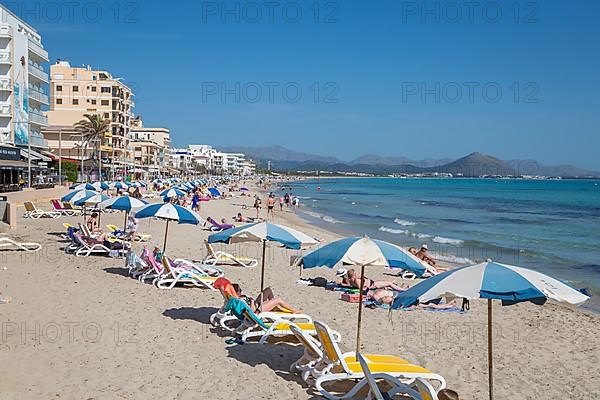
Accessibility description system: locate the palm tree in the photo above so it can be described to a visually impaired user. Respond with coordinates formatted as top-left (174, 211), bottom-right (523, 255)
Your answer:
top-left (74, 114), bottom-right (110, 182)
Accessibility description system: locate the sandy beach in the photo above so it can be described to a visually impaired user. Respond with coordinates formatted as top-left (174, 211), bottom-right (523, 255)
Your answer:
top-left (1, 187), bottom-right (599, 400)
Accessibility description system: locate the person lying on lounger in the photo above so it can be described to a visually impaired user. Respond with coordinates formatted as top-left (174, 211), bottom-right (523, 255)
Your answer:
top-left (337, 268), bottom-right (408, 292)
top-left (232, 284), bottom-right (301, 314)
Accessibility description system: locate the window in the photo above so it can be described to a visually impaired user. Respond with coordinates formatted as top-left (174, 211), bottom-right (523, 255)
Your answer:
top-left (101, 87), bottom-right (110, 93)
top-left (56, 98), bottom-right (62, 105)
top-left (73, 86), bottom-right (79, 92)
top-left (91, 99), bottom-right (96, 105)
top-left (104, 113), bottom-right (110, 119)
top-left (56, 85), bottom-right (62, 91)
top-left (72, 99), bottom-right (79, 105)
top-left (91, 86), bottom-right (97, 92)
top-left (101, 100), bottom-right (109, 106)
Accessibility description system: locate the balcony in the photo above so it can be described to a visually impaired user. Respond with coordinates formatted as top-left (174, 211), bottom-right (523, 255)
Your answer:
top-left (28, 38), bottom-right (49, 61)
top-left (29, 112), bottom-right (48, 126)
top-left (29, 134), bottom-right (48, 149)
top-left (28, 62), bottom-right (49, 83)
top-left (0, 102), bottom-right (11, 116)
top-left (0, 78), bottom-right (11, 91)
top-left (0, 50), bottom-right (10, 64)
top-left (28, 87), bottom-right (49, 105)
top-left (0, 25), bottom-right (12, 38)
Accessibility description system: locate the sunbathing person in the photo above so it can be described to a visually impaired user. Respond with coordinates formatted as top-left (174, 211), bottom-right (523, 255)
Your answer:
top-left (414, 244), bottom-right (436, 266)
top-left (338, 268), bottom-right (408, 292)
top-left (232, 284), bottom-right (301, 314)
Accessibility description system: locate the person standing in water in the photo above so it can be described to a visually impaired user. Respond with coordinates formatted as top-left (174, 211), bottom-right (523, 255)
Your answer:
top-left (267, 195), bottom-right (276, 220)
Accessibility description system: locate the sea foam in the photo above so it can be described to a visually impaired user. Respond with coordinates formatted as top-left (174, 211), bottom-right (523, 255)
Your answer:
top-left (378, 226), bottom-right (409, 235)
top-left (432, 236), bottom-right (464, 245)
top-left (394, 218), bottom-right (417, 226)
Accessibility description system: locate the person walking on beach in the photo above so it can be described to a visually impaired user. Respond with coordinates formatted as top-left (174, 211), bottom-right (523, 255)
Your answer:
top-left (267, 195), bottom-right (276, 220)
top-left (284, 193), bottom-right (290, 208)
top-left (192, 191), bottom-right (200, 212)
top-left (253, 197), bottom-right (262, 219)
top-left (279, 195), bottom-right (284, 211)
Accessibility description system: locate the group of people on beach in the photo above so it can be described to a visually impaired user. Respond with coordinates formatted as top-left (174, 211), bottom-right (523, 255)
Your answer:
top-left (252, 191), bottom-right (300, 220)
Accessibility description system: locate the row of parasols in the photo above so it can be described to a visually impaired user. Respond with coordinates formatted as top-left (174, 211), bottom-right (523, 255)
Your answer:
top-left (60, 184), bottom-right (590, 400)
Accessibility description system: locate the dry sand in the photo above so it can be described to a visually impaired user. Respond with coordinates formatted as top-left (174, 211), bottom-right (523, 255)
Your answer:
top-left (0, 187), bottom-right (598, 399)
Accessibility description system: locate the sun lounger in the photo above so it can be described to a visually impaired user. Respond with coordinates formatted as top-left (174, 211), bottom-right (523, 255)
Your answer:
top-left (206, 216), bottom-right (235, 232)
top-left (72, 232), bottom-right (128, 257)
top-left (229, 299), bottom-right (337, 344)
top-left (201, 240), bottom-right (258, 268)
top-left (51, 199), bottom-right (82, 216)
top-left (138, 247), bottom-right (164, 283)
top-left (357, 353), bottom-right (436, 400)
top-left (0, 236), bottom-right (42, 252)
top-left (23, 202), bottom-right (61, 219)
top-left (311, 321), bottom-right (446, 400)
top-left (106, 224), bottom-right (151, 242)
top-left (289, 323), bottom-right (325, 382)
top-left (153, 256), bottom-right (219, 290)
top-left (210, 279), bottom-right (310, 332)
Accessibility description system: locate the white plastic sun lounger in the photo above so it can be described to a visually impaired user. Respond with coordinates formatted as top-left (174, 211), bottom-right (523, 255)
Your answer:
top-left (0, 237), bottom-right (42, 252)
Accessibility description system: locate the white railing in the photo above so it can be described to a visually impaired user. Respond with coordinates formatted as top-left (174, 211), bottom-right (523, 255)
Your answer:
top-left (29, 112), bottom-right (48, 125)
top-left (28, 38), bottom-right (49, 61)
top-left (28, 63), bottom-right (49, 82)
top-left (0, 78), bottom-right (11, 91)
top-left (0, 25), bottom-right (12, 37)
top-left (29, 135), bottom-right (48, 148)
top-left (0, 50), bottom-right (10, 63)
top-left (28, 87), bottom-right (49, 104)
top-left (0, 102), bottom-right (11, 115)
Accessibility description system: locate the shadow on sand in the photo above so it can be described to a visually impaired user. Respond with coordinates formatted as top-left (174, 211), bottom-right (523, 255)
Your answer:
top-left (102, 266), bottom-right (130, 278)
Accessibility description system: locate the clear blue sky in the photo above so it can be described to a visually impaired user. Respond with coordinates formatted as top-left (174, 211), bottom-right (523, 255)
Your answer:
top-left (10, 0), bottom-right (600, 169)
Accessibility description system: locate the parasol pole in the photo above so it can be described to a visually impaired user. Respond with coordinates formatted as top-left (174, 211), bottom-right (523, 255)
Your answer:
top-left (123, 210), bottom-right (129, 231)
top-left (163, 219), bottom-right (169, 253)
top-left (356, 263), bottom-right (366, 354)
top-left (259, 240), bottom-right (266, 312)
top-left (488, 298), bottom-right (494, 400)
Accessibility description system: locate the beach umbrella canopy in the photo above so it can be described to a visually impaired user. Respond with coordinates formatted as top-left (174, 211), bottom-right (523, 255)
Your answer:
top-left (392, 261), bottom-right (590, 400)
top-left (92, 182), bottom-right (110, 191)
top-left (112, 182), bottom-right (129, 191)
top-left (302, 236), bottom-right (427, 276)
top-left (98, 196), bottom-right (147, 211)
top-left (161, 187), bottom-right (186, 199)
top-left (302, 236), bottom-right (428, 354)
top-left (61, 189), bottom-right (98, 203)
top-left (134, 203), bottom-right (204, 251)
top-left (98, 195), bottom-right (149, 231)
top-left (209, 222), bottom-right (318, 300)
top-left (74, 193), bottom-right (110, 207)
top-left (208, 187), bottom-right (221, 197)
top-left (70, 183), bottom-right (96, 191)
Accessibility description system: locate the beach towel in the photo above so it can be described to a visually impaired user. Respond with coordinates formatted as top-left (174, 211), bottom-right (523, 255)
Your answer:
top-left (223, 298), bottom-right (269, 329)
top-left (214, 277), bottom-right (237, 298)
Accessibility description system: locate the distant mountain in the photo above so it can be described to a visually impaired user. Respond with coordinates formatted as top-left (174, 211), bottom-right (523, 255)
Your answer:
top-left (215, 145), bottom-right (599, 177)
top-left (218, 145), bottom-right (341, 164)
top-left (427, 152), bottom-right (518, 177)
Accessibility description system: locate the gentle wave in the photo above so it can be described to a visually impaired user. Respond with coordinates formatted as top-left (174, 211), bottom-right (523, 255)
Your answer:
top-left (378, 226), bottom-right (408, 235)
top-left (433, 253), bottom-right (474, 264)
top-left (432, 236), bottom-right (464, 245)
top-left (394, 218), bottom-right (417, 226)
top-left (303, 210), bottom-right (344, 224)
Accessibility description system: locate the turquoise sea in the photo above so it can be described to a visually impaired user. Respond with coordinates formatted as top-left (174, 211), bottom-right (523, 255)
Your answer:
top-left (280, 178), bottom-right (600, 309)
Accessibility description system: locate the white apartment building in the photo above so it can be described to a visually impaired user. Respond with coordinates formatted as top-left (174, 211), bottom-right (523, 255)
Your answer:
top-left (129, 118), bottom-right (171, 178)
top-left (171, 144), bottom-right (255, 176)
top-left (0, 5), bottom-right (50, 150)
top-left (169, 147), bottom-right (193, 171)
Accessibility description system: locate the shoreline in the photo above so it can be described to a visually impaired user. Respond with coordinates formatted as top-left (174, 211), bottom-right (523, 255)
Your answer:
top-left (1, 184), bottom-right (598, 399)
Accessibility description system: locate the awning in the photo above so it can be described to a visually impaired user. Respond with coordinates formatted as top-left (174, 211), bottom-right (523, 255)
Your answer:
top-left (0, 160), bottom-right (28, 169)
top-left (21, 149), bottom-right (52, 162)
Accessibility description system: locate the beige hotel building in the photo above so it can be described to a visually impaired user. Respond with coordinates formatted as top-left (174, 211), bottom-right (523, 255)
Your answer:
top-left (43, 60), bottom-right (135, 179)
